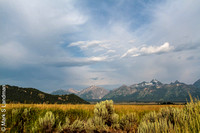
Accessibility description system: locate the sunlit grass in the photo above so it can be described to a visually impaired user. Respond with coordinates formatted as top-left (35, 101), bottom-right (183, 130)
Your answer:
top-left (4, 103), bottom-right (183, 114)
top-left (5, 103), bottom-right (94, 112)
top-left (3, 102), bottom-right (194, 133)
top-left (114, 104), bottom-right (183, 117)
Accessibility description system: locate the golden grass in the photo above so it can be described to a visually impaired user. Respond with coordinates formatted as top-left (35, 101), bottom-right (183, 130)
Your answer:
top-left (3, 104), bottom-right (183, 114)
top-left (4, 104), bottom-right (94, 112)
top-left (114, 104), bottom-right (184, 116)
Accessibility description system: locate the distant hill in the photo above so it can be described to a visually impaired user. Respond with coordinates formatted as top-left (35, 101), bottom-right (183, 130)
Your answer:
top-left (103, 79), bottom-right (200, 102)
top-left (0, 85), bottom-right (89, 104)
top-left (51, 88), bottom-right (79, 95)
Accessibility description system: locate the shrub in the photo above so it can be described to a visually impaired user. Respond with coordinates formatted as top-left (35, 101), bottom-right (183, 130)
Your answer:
top-left (94, 100), bottom-right (119, 127)
top-left (138, 107), bottom-right (182, 133)
top-left (140, 111), bottom-right (160, 123)
top-left (58, 117), bottom-right (70, 133)
top-left (70, 119), bottom-right (85, 133)
top-left (111, 113), bottom-right (120, 129)
top-left (6, 98), bottom-right (200, 133)
top-left (10, 108), bottom-right (39, 132)
top-left (120, 112), bottom-right (139, 133)
top-left (160, 107), bottom-right (181, 125)
top-left (85, 100), bottom-right (120, 133)
top-left (38, 111), bottom-right (55, 133)
top-left (181, 97), bottom-right (200, 133)
top-left (138, 118), bottom-right (174, 133)
top-left (138, 97), bottom-right (200, 133)
top-left (61, 117), bottom-right (70, 131)
top-left (60, 117), bottom-right (86, 133)
top-left (85, 117), bottom-right (108, 133)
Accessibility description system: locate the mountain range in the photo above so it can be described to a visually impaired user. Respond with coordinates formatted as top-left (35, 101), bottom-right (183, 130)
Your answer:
top-left (0, 85), bottom-right (89, 104)
top-left (3, 79), bottom-right (199, 104)
top-left (103, 79), bottom-right (200, 102)
top-left (52, 79), bottom-right (200, 102)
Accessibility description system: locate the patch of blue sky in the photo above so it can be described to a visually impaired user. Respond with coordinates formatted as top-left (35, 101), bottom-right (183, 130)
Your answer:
top-left (84, 0), bottom-right (163, 30)
top-left (59, 41), bottom-right (85, 58)
top-left (67, 46), bottom-right (86, 57)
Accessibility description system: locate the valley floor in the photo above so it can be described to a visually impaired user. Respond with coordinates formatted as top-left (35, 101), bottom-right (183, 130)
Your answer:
top-left (4, 103), bottom-right (183, 114)
top-left (2, 101), bottom-right (199, 133)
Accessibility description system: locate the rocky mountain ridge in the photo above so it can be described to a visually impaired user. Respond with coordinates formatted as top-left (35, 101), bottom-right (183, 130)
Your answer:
top-left (102, 79), bottom-right (200, 102)
top-left (51, 79), bottom-right (200, 102)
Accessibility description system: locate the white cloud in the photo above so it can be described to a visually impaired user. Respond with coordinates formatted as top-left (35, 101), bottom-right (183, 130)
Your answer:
top-left (89, 56), bottom-right (107, 62)
top-left (107, 50), bottom-right (116, 53)
top-left (68, 40), bottom-right (110, 49)
top-left (121, 47), bottom-right (138, 58)
top-left (140, 42), bottom-right (173, 54)
top-left (68, 41), bottom-right (85, 47)
top-left (68, 40), bottom-right (120, 60)
top-left (47, 56), bottom-right (107, 67)
top-left (121, 42), bottom-right (174, 58)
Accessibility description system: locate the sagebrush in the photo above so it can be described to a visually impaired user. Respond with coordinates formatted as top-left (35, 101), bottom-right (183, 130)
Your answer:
top-left (4, 97), bottom-right (200, 133)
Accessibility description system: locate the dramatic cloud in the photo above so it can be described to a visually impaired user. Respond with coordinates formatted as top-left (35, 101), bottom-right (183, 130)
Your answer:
top-left (0, 0), bottom-right (200, 92)
top-left (121, 42), bottom-right (174, 58)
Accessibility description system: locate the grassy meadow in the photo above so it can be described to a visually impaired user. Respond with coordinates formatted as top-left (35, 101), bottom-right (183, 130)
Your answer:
top-left (2, 99), bottom-right (200, 133)
top-left (5, 103), bottom-right (183, 117)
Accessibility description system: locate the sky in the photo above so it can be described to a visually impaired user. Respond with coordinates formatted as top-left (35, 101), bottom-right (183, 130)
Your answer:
top-left (0, 0), bottom-right (200, 92)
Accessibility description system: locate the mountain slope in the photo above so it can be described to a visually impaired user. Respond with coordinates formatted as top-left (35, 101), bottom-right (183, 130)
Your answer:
top-left (51, 88), bottom-right (79, 95)
top-left (78, 85), bottom-right (109, 100)
top-left (103, 79), bottom-right (200, 102)
top-left (193, 79), bottom-right (200, 88)
top-left (0, 85), bottom-right (89, 104)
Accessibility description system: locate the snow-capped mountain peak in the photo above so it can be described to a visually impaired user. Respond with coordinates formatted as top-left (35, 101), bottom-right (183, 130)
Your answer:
top-left (150, 79), bottom-right (162, 85)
